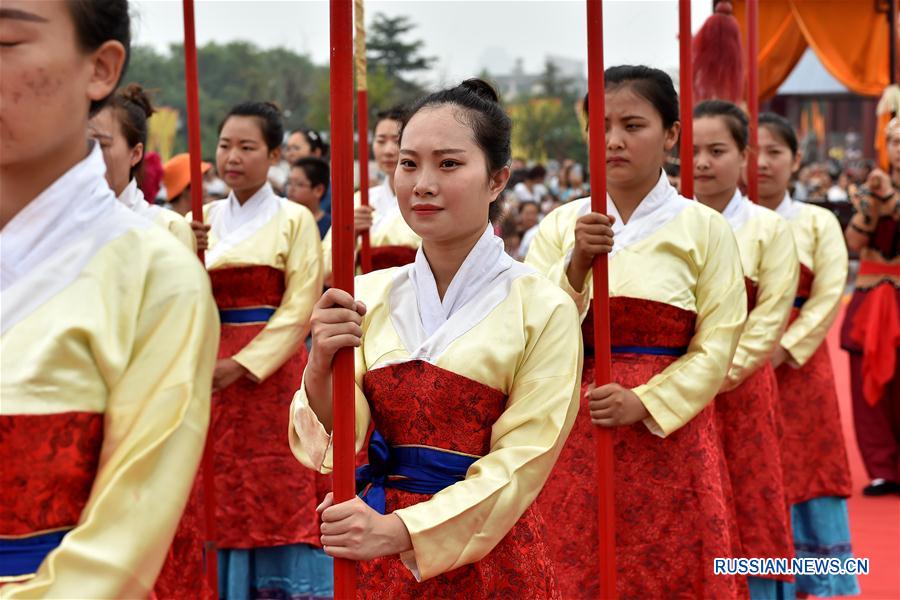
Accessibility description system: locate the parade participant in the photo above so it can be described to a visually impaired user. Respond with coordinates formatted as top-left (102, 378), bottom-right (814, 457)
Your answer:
top-left (756, 112), bottom-right (858, 597)
top-left (288, 156), bottom-right (332, 240)
top-left (89, 83), bottom-right (195, 249)
top-left (841, 112), bottom-right (900, 496)
top-left (527, 65), bottom-right (748, 599)
top-left (693, 99), bottom-right (797, 598)
top-left (163, 152), bottom-right (211, 215)
top-left (322, 106), bottom-right (421, 278)
top-left (198, 101), bottom-right (329, 598)
top-left (0, 0), bottom-right (219, 596)
top-left (290, 79), bottom-right (582, 597)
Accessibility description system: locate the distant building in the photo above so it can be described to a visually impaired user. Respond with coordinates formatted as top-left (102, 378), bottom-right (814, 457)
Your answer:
top-left (490, 56), bottom-right (588, 100)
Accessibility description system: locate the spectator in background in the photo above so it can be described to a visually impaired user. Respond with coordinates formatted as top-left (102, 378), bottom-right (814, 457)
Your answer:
top-left (560, 162), bottom-right (588, 202)
top-left (664, 161), bottom-right (681, 193)
top-left (288, 157), bottom-right (331, 239)
top-left (516, 201), bottom-right (541, 259)
top-left (514, 164), bottom-right (548, 204)
top-left (162, 152), bottom-right (211, 215)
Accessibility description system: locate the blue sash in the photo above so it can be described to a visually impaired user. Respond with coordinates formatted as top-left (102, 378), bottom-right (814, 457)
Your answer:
top-left (0, 530), bottom-right (70, 577)
top-left (794, 297), bottom-right (808, 309)
top-left (611, 345), bottom-right (688, 357)
top-left (219, 306), bottom-right (276, 324)
top-left (356, 431), bottom-right (479, 514)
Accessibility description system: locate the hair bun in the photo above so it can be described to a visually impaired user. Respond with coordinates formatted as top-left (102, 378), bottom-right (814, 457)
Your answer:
top-left (459, 78), bottom-right (500, 104)
top-left (714, 0), bottom-right (734, 15)
top-left (263, 101), bottom-right (283, 116)
top-left (119, 83), bottom-right (155, 119)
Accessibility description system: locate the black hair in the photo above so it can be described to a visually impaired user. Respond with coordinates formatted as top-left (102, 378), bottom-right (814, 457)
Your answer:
top-left (109, 83), bottom-right (154, 179)
top-left (527, 164), bottom-right (547, 181)
top-left (219, 101), bottom-right (284, 151)
top-left (582, 65), bottom-right (680, 130)
top-left (374, 105), bottom-right (407, 131)
top-left (292, 156), bottom-right (330, 195)
top-left (295, 129), bottom-right (329, 157)
top-left (402, 78), bottom-right (510, 223)
top-left (759, 112), bottom-right (798, 155)
top-left (68, 0), bottom-right (131, 116)
top-left (693, 99), bottom-right (749, 151)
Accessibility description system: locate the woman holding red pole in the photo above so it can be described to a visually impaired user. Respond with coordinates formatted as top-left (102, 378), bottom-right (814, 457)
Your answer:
top-left (527, 65), bottom-right (747, 599)
top-left (290, 79), bottom-right (581, 598)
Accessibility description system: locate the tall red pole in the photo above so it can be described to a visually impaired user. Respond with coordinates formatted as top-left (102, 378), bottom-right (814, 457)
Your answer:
top-left (330, 0), bottom-right (358, 597)
top-left (678, 0), bottom-right (693, 198)
top-left (586, 1), bottom-right (616, 598)
top-left (746, 0), bottom-right (760, 201)
top-left (355, 0), bottom-right (373, 273)
top-left (181, 2), bottom-right (218, 598)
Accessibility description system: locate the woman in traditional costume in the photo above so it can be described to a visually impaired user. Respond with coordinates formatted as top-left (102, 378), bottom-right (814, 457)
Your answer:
top-left (0, 1), bottom-right (219, 595)
top-left (693, 100), bottom-right (798, 598)
top-left (290, 79), bottom-right (582, 598)
top-left (756, 112), bottom-right (858, 597)
top-left (197, 101), bottom-right (329, 599)
top-left (526, 65), bottom-right (748, 599)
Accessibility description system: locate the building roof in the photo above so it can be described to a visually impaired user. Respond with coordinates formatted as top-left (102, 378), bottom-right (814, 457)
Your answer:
top-left (777, 48), bottom-right (850, 96)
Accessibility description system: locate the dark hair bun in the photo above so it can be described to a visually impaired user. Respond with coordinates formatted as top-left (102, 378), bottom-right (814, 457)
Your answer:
top-left (119, 83), bottom-right (155, 119)
top-left (262, 100), bottom-right (283, 115)
top-left (459, 78), bottom-right (500, 104)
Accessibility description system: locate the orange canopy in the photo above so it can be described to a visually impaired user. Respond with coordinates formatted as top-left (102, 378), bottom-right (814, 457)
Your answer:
top-left (734, 0), bottom-right (893, 101)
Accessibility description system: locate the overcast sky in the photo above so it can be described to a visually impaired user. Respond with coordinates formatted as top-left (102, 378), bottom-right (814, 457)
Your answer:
top-left (131, 0), bottom-right (714, 85)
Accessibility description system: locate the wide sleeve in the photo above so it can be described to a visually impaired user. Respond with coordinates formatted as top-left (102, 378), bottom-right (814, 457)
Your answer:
top-left (166, 216), bottom-right (198, 253)
top-left (635, 217), bottom-right (747, 436)
top-left (4, 265), bottom-right (220, 598)
top-left (391, 295), bottom-right (582, 581)
top-left (524, 208), bottom-right (591, 318)
top-left (724, 219), bottom-right (799, 389)
top-left (232, 210), bottom-right (324, 381)
top-left (779, 211), bottom-right (848, 366)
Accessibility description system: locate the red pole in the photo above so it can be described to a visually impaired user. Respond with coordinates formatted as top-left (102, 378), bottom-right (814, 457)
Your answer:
top-left (678, 0), bottom-right (693, 199)
top-left (746, 0), bottom-right (760, 202)
top-left (330, 0), bottom-right (358, 597)
top-left (181, 2), bottom-right (218, 598)
top-left (586, 1), bottom-right (616, 598)
top-left (355, 0), bottom-right (373, 273)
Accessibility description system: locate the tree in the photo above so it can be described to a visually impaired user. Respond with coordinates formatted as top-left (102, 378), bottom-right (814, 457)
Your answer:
top-left (366, 14), bottom-right (436, 83)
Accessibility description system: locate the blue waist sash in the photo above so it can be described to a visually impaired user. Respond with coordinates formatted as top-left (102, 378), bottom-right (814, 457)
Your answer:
top-left (610, 345), bottom-right (687, 357)
top-left (356, 430), bottom-right (478, 514)
top-left (794, 296), bottom-right (808, 308)
top-left (0, 530), bottom-right (70, 577)
top-left (219, 306), bottom-right (276, 324)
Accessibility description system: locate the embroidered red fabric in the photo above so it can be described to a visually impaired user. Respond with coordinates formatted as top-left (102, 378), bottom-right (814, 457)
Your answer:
top-left (715, 364), bottom-right (794, 576)
top-left (0, 412), bottom-right (103, 535)
top-left (539, 297), bottom-right (745, 599)
top-left (776, 271), bottom-right (853, 504)
top-left (358, 360), bottom-right (560, 599)
top-left (209, 265), bottom-right (284, 308)
top-left (367, 245), bottom-right (418, 272)
top-left (745, 277), bottom-right (759, 311)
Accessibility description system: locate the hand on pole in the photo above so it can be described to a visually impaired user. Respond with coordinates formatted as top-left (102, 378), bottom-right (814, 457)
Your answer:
top-left (566, 212), bottom-right (615, 292)
top-left (190, 220), bottom-right (210, 252)
top-left (354, 205), bottom-right (374, 235)
top-left (308, 288), bottom-right (367, 374)
top-left (213, 358), bottom-right (249, 390)
top-left (317, 492), bottom-right (413, 560)
top-left (588, 382), bottom-right (649, 427)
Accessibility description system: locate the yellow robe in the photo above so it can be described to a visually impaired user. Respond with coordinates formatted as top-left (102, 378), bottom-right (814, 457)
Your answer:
top-left (0, 145), bottom-right (219, 598)
top-left (289, 226), bottom-right (581, 581)
top-left (525, 173), bottom-right (747, 435)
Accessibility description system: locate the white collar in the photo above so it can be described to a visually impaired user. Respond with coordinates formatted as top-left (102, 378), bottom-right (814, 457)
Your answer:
top-left (1, 142), bottom-right (146, 333)
top-left (774, 192), bottom-right (801, 220)
top-left (207, 182), bottom-right (282, 267)
top-left (720, 188), bottom-right (752, 231)
top-left (118, 178), bottom-right (144, 211)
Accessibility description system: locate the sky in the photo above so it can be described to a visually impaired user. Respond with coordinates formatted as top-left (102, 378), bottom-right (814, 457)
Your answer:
top-left (130, 0), bottom-right (714, 85)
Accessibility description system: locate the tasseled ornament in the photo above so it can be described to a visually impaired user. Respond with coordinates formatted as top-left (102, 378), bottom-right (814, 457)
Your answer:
top-left (692, 0), bottom-right (744, 103)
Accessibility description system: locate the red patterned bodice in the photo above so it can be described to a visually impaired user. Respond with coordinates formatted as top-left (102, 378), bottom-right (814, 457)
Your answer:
top-left (583, 296), bottom-right (697, 353)
top-left (366, 245), bottom-right (418, 272)
top-left (745, 277), bottom-right (759, 311)
top-left (210, 265), bottom-right (284, 310)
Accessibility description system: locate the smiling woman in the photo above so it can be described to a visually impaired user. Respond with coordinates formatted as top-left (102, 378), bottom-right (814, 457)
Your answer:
top-left (0, 0), bottom-right (220, 597)
top-left (289, 79), bottom-right (582, 598)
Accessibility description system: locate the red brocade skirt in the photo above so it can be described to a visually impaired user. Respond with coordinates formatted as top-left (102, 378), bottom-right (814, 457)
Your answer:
top-left (536, 298), bottom-right (744, 600)
top-left (714, 281), bottom-right (793, 574)
top-left (776, 267), bottom-right (852, 505)
top-left (355, 360), bottom-right (560, 600)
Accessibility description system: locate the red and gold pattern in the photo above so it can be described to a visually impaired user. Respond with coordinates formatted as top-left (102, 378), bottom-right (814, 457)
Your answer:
top-left (539, 297), bottom-right (744, 600)
top-left (777, 269), bottom-right (852, 504)
top-left (357, 361), bottom-right (560, 599)
top-left (368, 245), bottom-right (417, 272)
top-left (0, 412), bottom-right (103, 536)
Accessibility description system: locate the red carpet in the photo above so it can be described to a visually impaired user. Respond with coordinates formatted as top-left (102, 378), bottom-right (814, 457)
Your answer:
top-left (827, 304), bottom-right (900, 599)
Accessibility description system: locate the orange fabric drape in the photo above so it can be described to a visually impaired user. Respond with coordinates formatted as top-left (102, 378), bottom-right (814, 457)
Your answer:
top-left (735, 0), bottom-right (891, 100)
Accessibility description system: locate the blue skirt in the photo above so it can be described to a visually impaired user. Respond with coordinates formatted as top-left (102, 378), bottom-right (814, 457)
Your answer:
top-left (786, 496), bottom-right (860, 598)
top-left (218, 543), bottom-right (333, 600)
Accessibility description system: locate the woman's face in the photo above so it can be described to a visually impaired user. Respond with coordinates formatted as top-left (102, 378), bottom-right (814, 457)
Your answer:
top-left (373, 118), bottom-right (401, 178)
top-left (604, 86), bottom-right (679, 191)
top-left (693, 116), bottom-right (746, 202)
top-left (888, 128), bottom-right (900, 172)
top-left (89, 106), bottom-right (142, 196)
top-left (757, 125), bottom-right (800, 200)
top-left (285, 131), bottom-right (312, 164)
top-left (216, 115), bottom-right (279, 197)
top-left (395, 105), bottom-right (508, 245)
top-left (0, 1), bottom-right (125, 170)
